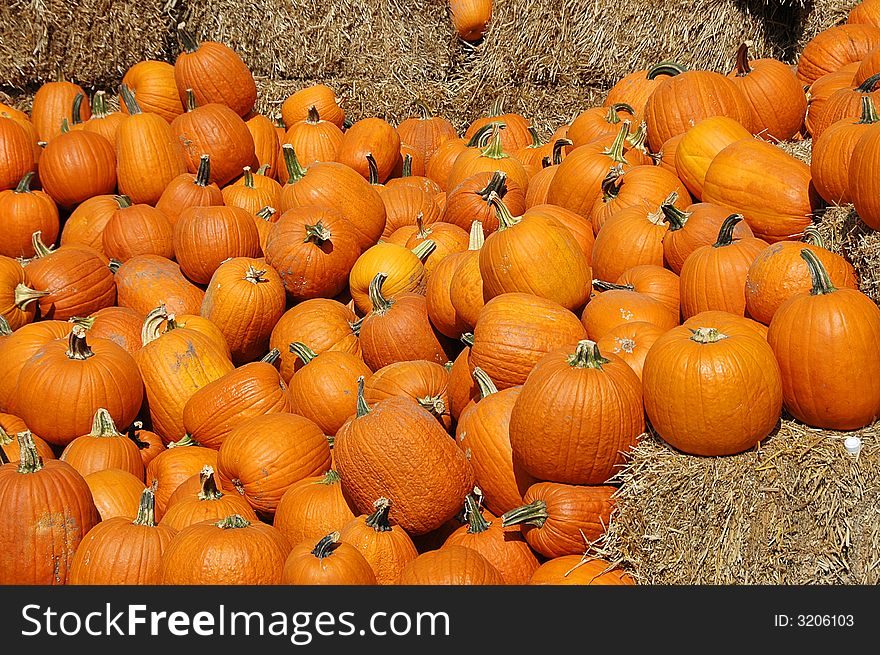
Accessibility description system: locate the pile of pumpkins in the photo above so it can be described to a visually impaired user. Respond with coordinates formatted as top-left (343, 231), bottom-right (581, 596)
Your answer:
top-left (2, 0), bottom-right (880, 586)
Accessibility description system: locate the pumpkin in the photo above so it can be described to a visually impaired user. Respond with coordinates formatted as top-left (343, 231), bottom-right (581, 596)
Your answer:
top-left (397, 102), bottom-right (458, 163)
top-left (728, 43), bottom-right (807, 142)
top-left (657, 133), bottom-right (684, 174)
top-left (397, 219), bottom-right (468, 277)
top-left (380, 185), bottom-right (445, 241)
top-left (464, 99), bottom-right (533, 152)
top-left (155, 154), bottom-right (224, 225)
top-left (701, 137), bottom-right (817, 242)
top-left (14, 325), bottom-right (144, 447)
top-left (591, 164), bottom-right (691, 235)
top-left (568, 103), bottom-right (637, 148)
top-left (336, 117), bottom-right (401, 183)
top-left (444, 170), bottom-right (524, 236)
top-left (0, 117), bottom-right (35, 193)
top-left (31, 81), bottom-right (91, 143)
top-left (0, 172), bottom-right (60, 259)
top-left (528, 556), bottom-right (635, 585)
top-left (79, 91), bottom-right (124, 146)
top-left (616, 264), bottom-right (681, 316)
top-left (274, 470), bottom-right (358, 549)
top-left (806, 64), bottom-right (860, 137)
top-left (396, 544), bottom-right (503, 585)
top-left (660, 200), bottom-right (755, 274)
top-left (428, 221), bottom-right (484, 338)
top-left (450, 0), bottom-right (492, 41)
top-left (0, 320), bottom-right (71, 413)
top-left (159, 514), bottom-right (290, 584)
top-left (767, 249), bottom-right (880, 430)
top-left (682, 309), bottom-right (769, 341)
top-left (145, 434), bottom-right (219, 518)
top-left (581, 281), bottom-right (679, 340)
top-left (809, 71), bottom-right (880, 140)
top-left (605, 62), bottom-right (686, 123)
top-left (121, 61), bottom-right (185, 123)
top-left (68, 485), bottom-right (176, 585)
top-left (269, 298), bottom-right (361, 382)
top-left (38, 124), bottom-right (117, 209)
top-left (0, 431), bottom-right (99, 584)
top-left (855, 44), bottom-right (880, 84)
top-left (674, 116), bottom-right (752, 201)
top-left (363, 360), bottom-right (451, 431)
top-left (281, 531), bottom-right (376, 585)
top-left (447, 124), bottom-right (529, 193)
top-left (246, 113), bottom-right (280, 175)
top-left (595, 321), bottom-right (665, 381)
top-left (502, 481), bottom-right (616, 559)
top-left (127, 421), bottom-right (165, 469)
top-left (278, 106), bottom-right (343, 178)
top-left (218, 413), bottom-right (331, 517)
top-left (173, 205), bottom-right (262, 285)
top-left (159, 465), bottom-right (258, 531)
top-left (442, 492), bottom-right (539, 585)
top-left (222, 165), bottom-right (282, 217)
top-left (183, 350), bottom-right (291, 449)
top-left (83, 468), bottom-right (145, 521)
top-left (279, 145), bottom-right (387, 249)
top-left (385, 155), bottom-right (443, 195)
top-left (337, 497), bottom-right (418, 585)
top-left (524, 203), bottom-right (595, 263)
top-left (479, 194), bottom-right (592, 312)
top-left (849, 0), bottom-right (880, 26)
top-left (642, 323), bottom-right (783, 456)
top-left (0, 413), bottom-right (53, 464)
top-left (796, 23), bottom-right (880, 86)
top-left (509, 340), bottom-right (644, 484)
top-left (116, 85), bottom-right (189, 205)
top-left (114, 255), bottom-right (205, 318)
top-left (846, 111), bottom-right (880, 229)
top-left (60, 195), bottom-right (119, 254)
top-left (335, 378), bottom-right (475, 535)
top-left (136, 306), bottom-right (234, 443)
top-left (679, 214), bottom-right (768, 319)
top-left (281, 84), bottom-right (345, 129)
top-left (447, 335), bottom-right (478, 422)
top-left (59, 408), bottom-right (145, 479)
top-left (426, 136), bottom-right (471, 191)
top-left (470, 292), bottom-right (588, 390)
top-left (348, 241), bottom-right (432, 316)
top-left (524, 138), bottom-right (572, 208)
top-left (102, 195), bottom-right (175, 263)
top-left (82, 306), bottom-right (144, 357)
top-left (0, 255), bottom-right (40, 330)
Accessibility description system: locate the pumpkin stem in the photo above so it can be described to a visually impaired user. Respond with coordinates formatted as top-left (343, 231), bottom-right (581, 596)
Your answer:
top-left (410, 239), bottom-right (436, 261)
top-left (30, 231), bottom-right (54, 258)
top-left (413, 213), bottom-right (432, 240)
top-left (858, 96), bottom-right (880, 124)
top-left (592, 279), bottom-right (634, 292)
top-left (132, 485), bottom-right (158, 527)
top-left (417, 394), bottom-right (447, 418)
top-left (567, 339), bottom-right (611, 369)
top-left (486, 191), bottom-right (520, 230)
top-left (88, 408), bottom-right (122, 437)
top-left (689, 327), bottom-right (729, 344)
top-left (178, 27), bottom-right (200, 53)
top-left (600, 165), bottom-right (626, 201)
top-left (311, 532), bottom-right (342, 559)
top-left (168, 433), bottom-right (197, 448)
top-left (480, 124), bottom-right (508, 160)
top-left (477, 170), bottom-right (508, 202)
top-left (66, 324), bottom-right (95, 360)
top-left (13, 283), bottom-right (49, 309)
top-left (857, 71), bottom-right (880, 93)
top-left (627, 121), bottom-right (649, 153)
top-left (501, 499), bottom-right (549, 529)
top-left (256, 164), bottom-right (271, 176)
top-left (462, 493), bottom-right (492, 534)
top-left (488, 97), bottom-right (505, 117)
top-left (472, 367), bottom-right (498, 399)
top-left (525, 126), bottom-right (543, 148)
top-left (260, 348), bottom-right (281, 365)
top-left (349, 316), bottom-right (363, 337)
top-left (734, 43), bottom-right (752, 76)
top-left (197, 465), bottom-right (224, 501)
top-left (356, 376), bottom-right (371, 417)
top-left (244, 265), bottom-right (269, 285)
top-left (466, 122), bottom-right (500, 147)
top-left (306, 105), bottom-right (320, 124)
top-left (316, 469), bottom-right (340, 486)
top-left (660, 202), bottom-right (691, 231)
top-left (646, 61), bottom-right (688, 80)
top-left (801, 225), bottom-right (824, 247)
top-left (91, 91), bottom-right (109, 119)
top-left (802, 248), bottom-right (837, 296)
top-left (15, 431), bottom-right (43, 474)
top-left (468, 220), bottom-right (485, 250)
top-left (15, 171), bottom-right (35, 194)
top-left (60, 117), bottom-right (71, 134)
top-left (303, 220), bottom-right (332, 245)
top-left (414, 101), bottom-right (430, 120)
top-left (602, 121), bottom-right (631, 165)
top-left (368, 272), bottom-right (393, 314)
top-left (606, 103), bottom-right (635, 124)
top-left (141, 304), bottom-right (170, 346)
top-left (184, 89), bottom-right (198, 112)
top-left (126, 421), bottom-right (150, 450)
top-left (113, 194), bottom-right (132, 209)
top-left (215, 514), bottom-right (251, 529)
top-left (281, 144), bottom-right (307, 183)
top-left (194, 155), bottom-right (211, 186)
top-left (256, 206), bottom-right (276, 222)
top-left (289, 341), bottom-right (318, 365)
top-left (71, 93), bottom-right (84, 126)
top-left (364, 497), bottom-right (393, 532)
top-left (366, 153), bottom-right (381, 185)
top-left (460, 332), bottom-right (474, 347)
top-left (551, 138), bottom-right (572, 166)
top-left (0, 316), bottom-right (11, 338)
top-left (119, 84), bottom-right (141, 115)
top-left (401, 153), bottom-right (413, 177)
top-left (713, 214), bottom-right (744, 247)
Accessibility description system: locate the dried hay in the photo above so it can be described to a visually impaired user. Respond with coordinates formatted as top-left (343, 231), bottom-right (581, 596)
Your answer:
top-left (815, 204), bottom-right (880, 302)
top-left (0, 0), bottom-right (179, 91)
top-left (776, 136), bottom-right (813, 165)
top-left (794, 0), bottom-right (860, 52)
top-left (591, 419), bottom-right (880, 585)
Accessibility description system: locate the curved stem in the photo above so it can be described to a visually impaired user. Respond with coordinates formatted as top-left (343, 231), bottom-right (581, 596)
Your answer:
top-left (132, 485), bottom-right (158, 527)
top-left (303, 220), bottom-right (332, 245)
top-left (480, 124), bottom-right (508, 159)
top-left (857, 71), bottom-right (880, 92)
top-left (477, 170), bottom-right (508, 202)
top-left (551, 138), bottom-right (572, 166)
top-left (734, 43), bottom-right (752, 76)
top-left (311, 532), bottom-right (342, 559)
top-left (256, 164), bottom-right (271, 176)
top-left (460, 332), bottom-right (474, 347)
top-left (13, 283), bottom-right (48, 309)
top-left (802, 248), bottom-right (837, 295)
top-left (602, 122), bottom-right (631, 165)
top-left (525, 126), bottom-right (542, 148)
top-left (88, 408), bottom-right (121, 437)
top-left (15, 171), bottom-right (35, 194)
top-left (486, 191), bottom-right (520, 230)
top-left (466, 122), bottom-right (499, 148)
top-left (306, 105), bottom-right (320, 124)
top-left (31, 231), bottom-right (53, 257)
top-left (368, 272), bottom-right (393, 314)
top-left (126, 421), bottom-right (149, 450)
top-left (261, 348), bottom-right (281, 364)
top-left (501, 499), bottom-right (549, 528)
top-left (256, 206), bottom-right (276, 222)
top-left (66, 324), bottom-right (95, 361)
top-left (91, 90), bottom-right (109, 119)
top-left (858, 95), bottom-right (880, 124)
top-left (410, 239), bottom-right (436, 261)
top-left (168, 433), bottom-right (197, 449)
top-left (646, 61), bottom-right (688, 80)
top-left (71, 93), bottom-right (84, 126)
top-left (178, 27), bottom-right (200, 53)
top-left (801, 225), bottom-right (824, 247)
top-left (356, 376), bottom-right (371, 418)
top-left (401, 153), bottom-right (412, 177)
top-left (713, 214), bottom-right (744, 248)
top-left (463, 493), bottom-right (491, 534)
top-left (592, 279), bottom-right (634, 292)
top-left (472, 367), bottom-right (498, 399)
top-left (364, 497), bottom-right (393, 532)
top-left (468, 220), bottom-right (485, 250)
top-left (660, 203), bottom-right (691, 231)
top-left (0, 316), bottom-right (11, 337)
top-left (197, 465), bottom-right (224, 501)
top-left (119, 84), bottom-right (141, 115)
top-left (16, 431), bottom-right (43, 474)
top-left (366, 153), bottom-right (380, 185)
top-left (567, 340), bottom-right (611, 369)
top-left (417, 394), bottom-right (447, 417)
top-left (195, 155), bottom-right (211, 187)
top-left (281, 144), bottom-right (307, 184)
top-left (141, 304), bottom-right (170, 346)
top-left (605, 103), bottom-right (635, 124)
top-left (600, 165), bottom-right (625, 201)
top-left (289, 341), bottom-right (318, 365)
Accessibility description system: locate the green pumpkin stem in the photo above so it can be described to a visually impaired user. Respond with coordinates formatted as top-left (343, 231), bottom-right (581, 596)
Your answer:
top-left (281, 144), bottom-right (307, 183)
top-left (460, 332), bottom-right (474, 347)
top-left (178, 27), bottom-right (200, 53)
top-left (857, 71), bottom-right (880, 93)
top-left (16, 431), bottom-right (43, 474)
top-left (480, 124), bottom-right (508, 160)
top-left (0, 316), bottom-right (11, 338)
top-left (801, 248), bottom-right (837, 296)
top-left (141, 304), bottom-right (170, 346)
top-left (66, 325), bottom-right (95, 361)
top-left (168, 433), bottom-right (197, 448)
top-left (368, 272), bottom-right (393, 314)
top-left (462, 493), bottom-right (492, 534)
top-left (713, 214), bottom-right (744, 247)
top-left (30, 231), bottom-right (54, 258)
top-left (260, 348), bottom-right (281, 364)
top-left (15, 171), bottom-right (35, 194)
top-left (89, 408), bottom-right (122, 437)
top-left (306, 105), bottom-right (320, 124)
top-left (486, 191), bottom-right (520, 230)
top-left (660, 202), bottom-right (691, 231)
top-left (606, 103), bottom-right (635, 124)
top-left (133, 485), bottom-right (159, 527)
top-left (488, 97), bottom-right (505, 117)
top-left (600, 165), bottom-right (626, 201)
top-left (551, 138), bottom-right (572, 166)
top-left (401, 153), bottom-right (413, 177)
top-left (197, 465), bottom-right (224, 501)
top-left (126, 421), bottom-right (149, 450)
top-left (256, 164), bottom-right (271, 176)
top-left (477, 170), bottom-right (508, 202)
top-left (311, 532), bottom-right (342, 559)
top-left (689, 327), bottom-right (729, 344)
top-left (466, 121), bottom-right (500, 148)
top-left (256, 206), bottom-right (276, 222)
top-left (60, 117), bottom-right (71, 134)
top-left (410, 239), bottom-right (436, 261)
top-left (215, 514), bottom-right (251, 529)
top-left (304, 220), bottom-right (332, 245)
top-left (525, 126), bottom-right (543, 148)
top-left (349, 316), bottom-right (364, 337)
top-left (364, 497), bottom-right (394, 533)
top-left (114, 194), bottom-right (132, 209)
top-left (592, 279), bottom-right (634, 292)
top-left (501, 499), bottom-right (549, 528)
top-left (119, 84), bottom-right (141, 115)
top-left (602, 121), bottom-right (631, 165)
top-left (646, 61), bottom-right (688, 80)
top-left (627, 121), bottom-right (649, 153)
top-left (858, 96), bottom-right (880, 124)
top-left (472, 367), bottom-right (498, 400)
top-left (366, 153), bottom-right (381, 185)
top-left (13, 283), bottom-right (48, 309)
top-left (70, 93), bottom-right (84, 126)
top-left (195, 155), bottom-right (211, 186)
top-left (317, 469), bottom-right (341, 486)
top-left (91, 91), bottom-right (110, 119)
top-left (289, 341), bottom-right (318, 365)
top-left (567, 339), bottom-right (611, 369)
top-left (468, 220), bottom-right (485, 250)
top-left (356, 376), bottom-right (371, 417)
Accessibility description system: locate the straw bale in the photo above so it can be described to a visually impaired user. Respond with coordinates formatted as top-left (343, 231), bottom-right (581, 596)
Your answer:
top-left (794, 0), bottom-right (860, 52)
top-left (815, 204), bottom-right (880, 302)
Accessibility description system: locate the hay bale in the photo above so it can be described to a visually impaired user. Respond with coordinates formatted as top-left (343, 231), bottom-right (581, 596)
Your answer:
top-left (592, 420), bottom-right (880, 585)
top-left (0, 0), bottom-right (178, 91)
top-left (815, 205), bottom-right (880, 302)
top-left (794, 0), bottom-right (860, 52)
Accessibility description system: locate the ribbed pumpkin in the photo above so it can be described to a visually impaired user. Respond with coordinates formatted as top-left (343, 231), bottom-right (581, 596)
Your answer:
top-left (358, 273), bottom-right (452, 370)
top-left (397, 102), bottom-right (458, 163)
top-left (145, 434), bottom-right (219, 518)
top-left (479, 194), bottom-right (592, 312)
top-left (83, 468), bottom-right (145, 521)
top-left (502, 482), bottom-right (616, 559)
top-left (447, 125), bottom-right (529, 193)
top-left (159, 514), bottom-right (290, 584)
top-left (470, 292), bottom-right (588, 390)
top-left (116, 85), bottom-right (188, 205)
top-left (657, 133), bottom-right (684, 173)
top-left (0, 172), bottom-right (60, 259)
top-left (796, 23), bottom-right (880, 86)
top-left (160, 465), bottom-right (258, 531)
top-left (278, 106), bottom-right (343, 177)
top-left (335, 117), bottom-right (401, 183)
top-left (396, 544), bottom-right (503, 585)
top-left (805, 64), bottom-right (859, 137)
top-left (60, 195), bottom-right (118, 254)
top-left (155, 155), bottom-right (224, 224)
top-left (31, 81), bottom-right (91, 143)
top-left (273, 470), bottom-right (357, 549)
top-left (728, 43), bottom-right (807, 143)
top-left (114, 255), bottom-right (205, 317)
top-left (0, 255), bottom-right (39, 330)
top-left (281, 84), bottom-right (345, 129)
top-left (363, 360), bottom-right (451, 431)
top-left (68, 485), bottom-right (176, 585)
top-left (0, 320), bottom-right (71, 413)
top-left (397, 219), bottom-right (468, 277)
top-left (642, 323), bottom-right (783, 456)
top-left (14, 325), bottom-right (144, 447)
top-left (334, 378), bottom-right (475, 535)
top-left (701, 137), bottom-right (817, 242)
top-left (102, 195), bottom-right (175, 263)
top-left (581, 281), bottom-right (679, 340)
top-left (616, 264), bottom-right (681, 316)
top-left (0, 414), bottom-right (54, 463)
top-left (222, 165), bottom-right (281, 216)
top-left (849, 0), bottom-right (880, 27)
top-left (269, 299), bottom-right (361, 382)
top-left (810, 72), bottom-right (880, 140)
top-left (463, 98), bottom-right (533, 152)
top-left (0, 117), bottom-right (38, 193)
top-left (447, 335), bottom-right (477, 422)
top-left (568, 103), bottom-right (637, 148)
top-left (380, 184), bottom-right (444, 240)
top-left (59, 408), bottom-right (145, 479)
top-left (767, 249), bottom-right (880, 430)
top-left (338, 497), bottom-right (419, 585)
top-left (660, 200), bottom-right (755, 274)
top-left (80, 306), bottom-right (144, 357)
top-left (38, 124), bottom-right (116, 208)
top-left (595, 321), bottom-right (665, 381)
top-left (846, 112), bottom-right (880, 229)
top-left (218, 412), bottom-right (332, 516)
top-left (173, 205), bottom-right (261, 285)
top-left (246, 113), bottom-right (281, 175)
top-left (200, 258), bottom-right (285, 364)
top-left (78, 91), bottom-right (124, 147)
top-left (604, 62), bottom-right (686, 123)
top-left (528, 557), bottom-right (635, 585)
top-left (0, 432), bottom-right (99, 584)
top-left (524, 203), bottom-right (595, 263)
top-left (674, 116), bottom-right (752, 201)
top-left (348, 241), bottom-right (432, 316)
top-left (427, 221), bottom-right (484, 338)
top-left (281, 531), bottom-right (376, 585)
top-left (680, 214), bottom-right (768, 319)
top-left (509, 340), bottom-right (643, 484)
top-left (524, 138), bottom-right (572, 208)
top-left (127, 421), bottom-right (165, 469)
top-left (121, 61), bottom-right (185, 123)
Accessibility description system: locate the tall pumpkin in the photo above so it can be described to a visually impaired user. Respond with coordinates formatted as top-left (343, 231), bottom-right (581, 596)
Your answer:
top-left (0, 173), bottom-right (60, 259)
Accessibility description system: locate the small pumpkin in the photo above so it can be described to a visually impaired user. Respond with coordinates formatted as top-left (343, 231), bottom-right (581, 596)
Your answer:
top-left (528, 556), bottom-right (635, 585)
top-left (60, 408), bottom-right (145, 479)
top-left (159, 465), bottom-right (258, 531)
top-left (0, 172), bottom-right (60, 259)
top-left (102, 195), bottom-right (175, 263)
top-left (281, 531), bottom-right (377, 585)
top-left (155, 154), bottom-right (224, 224)
top-left (396, 544), bottom-right (503, 585)
top-left (274, 470), bottom-right (358, 549)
